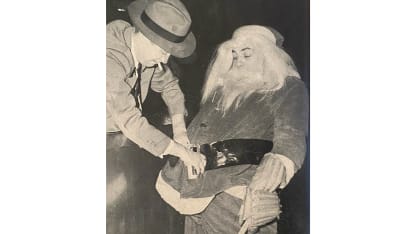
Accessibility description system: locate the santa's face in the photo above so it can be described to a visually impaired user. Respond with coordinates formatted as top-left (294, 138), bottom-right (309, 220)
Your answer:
top-left (223, 40), bottom-right (266, 91)
top-left (201, 30), bottom-right (298, 111)
top-left (231, 47), bottom-right (258, 72)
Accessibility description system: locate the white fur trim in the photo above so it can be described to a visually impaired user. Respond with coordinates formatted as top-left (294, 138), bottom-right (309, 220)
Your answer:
top-left (155, 172), bottom-right (214, 215)
top-left (233, 25), bottom-right (276, 44)
top-left (224, 185), bottom-right (247, 200)
top-left (224, 153), bottom-right (296, 200)
top-left (266, 153), bottom-right (295, 188)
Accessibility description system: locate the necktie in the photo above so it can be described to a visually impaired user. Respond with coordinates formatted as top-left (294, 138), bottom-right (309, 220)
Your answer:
top-left (131, 63), bottom-right (143, 109)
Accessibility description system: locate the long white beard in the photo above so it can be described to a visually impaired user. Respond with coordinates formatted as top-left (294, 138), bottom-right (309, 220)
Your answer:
top-left (215, 68), bottom-right (265, 113)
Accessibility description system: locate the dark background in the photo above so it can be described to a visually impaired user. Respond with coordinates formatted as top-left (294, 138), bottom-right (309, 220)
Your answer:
top-left (107, 0), bottom-right (309, 233)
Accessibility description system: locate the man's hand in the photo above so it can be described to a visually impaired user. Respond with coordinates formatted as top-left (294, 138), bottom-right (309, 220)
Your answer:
top-left (249, 154), bottom-right (288, 192)
top-left (165, 141), bottom-right (206, 175)
top-left (180, 147), bottom-right (206, 176)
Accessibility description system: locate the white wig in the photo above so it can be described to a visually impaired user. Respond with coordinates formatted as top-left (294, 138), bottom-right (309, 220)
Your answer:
top-left (201, 25), bottom-right (300, 104)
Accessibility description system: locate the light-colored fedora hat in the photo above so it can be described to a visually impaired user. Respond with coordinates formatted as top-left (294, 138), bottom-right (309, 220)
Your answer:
top-left (128, 0), bottom-right (196, 58)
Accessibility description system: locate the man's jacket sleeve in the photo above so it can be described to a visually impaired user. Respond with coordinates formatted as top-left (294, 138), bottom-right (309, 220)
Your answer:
top-left (107, 57), bottom-right (171, 156)
top-left (151, 67), bottom-right (186, 116)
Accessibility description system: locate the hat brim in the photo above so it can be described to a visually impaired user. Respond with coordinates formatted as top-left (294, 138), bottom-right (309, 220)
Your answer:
top-left (128, 0), bottom-right (196, 58)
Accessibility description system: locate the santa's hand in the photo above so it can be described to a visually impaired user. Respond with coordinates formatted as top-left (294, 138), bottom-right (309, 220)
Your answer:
top-left (249, 153), bottom-right (292, 192)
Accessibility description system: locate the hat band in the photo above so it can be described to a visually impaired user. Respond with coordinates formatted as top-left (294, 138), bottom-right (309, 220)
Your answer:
top-left (141, 11), bottom-right (189, 43)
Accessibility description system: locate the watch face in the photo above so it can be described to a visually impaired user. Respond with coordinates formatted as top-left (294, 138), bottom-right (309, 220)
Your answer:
top-left (200, 139), bottom-right (273, 170)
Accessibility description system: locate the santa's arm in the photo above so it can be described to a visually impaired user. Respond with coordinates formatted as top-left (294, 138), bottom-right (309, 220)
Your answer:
top-left (271, 80), bottom-right (309, 187)
top-left (249, 80), bottom-right (309, 191)
top-left (272, 81), bottom-right (309, 169)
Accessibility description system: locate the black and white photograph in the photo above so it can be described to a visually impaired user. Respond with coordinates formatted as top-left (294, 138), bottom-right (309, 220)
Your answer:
top-left (107, 0), bottom-right (309, 233)
top-left (3, 0), bottom-right (416, 234)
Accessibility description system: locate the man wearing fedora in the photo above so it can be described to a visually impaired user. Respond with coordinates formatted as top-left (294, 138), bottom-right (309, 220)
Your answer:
top-left (107, 0), bottom-right (206, 232)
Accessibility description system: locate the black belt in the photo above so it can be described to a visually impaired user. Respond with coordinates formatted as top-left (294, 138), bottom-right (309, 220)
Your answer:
top-left (167, 139), bottom-right (273, 170)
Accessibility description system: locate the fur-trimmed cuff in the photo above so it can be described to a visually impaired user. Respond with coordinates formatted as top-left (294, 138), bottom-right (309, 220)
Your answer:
top-left (264, 153), bottom-right (295, 188)
top-left (155, 172), bottom-right (214, 215)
